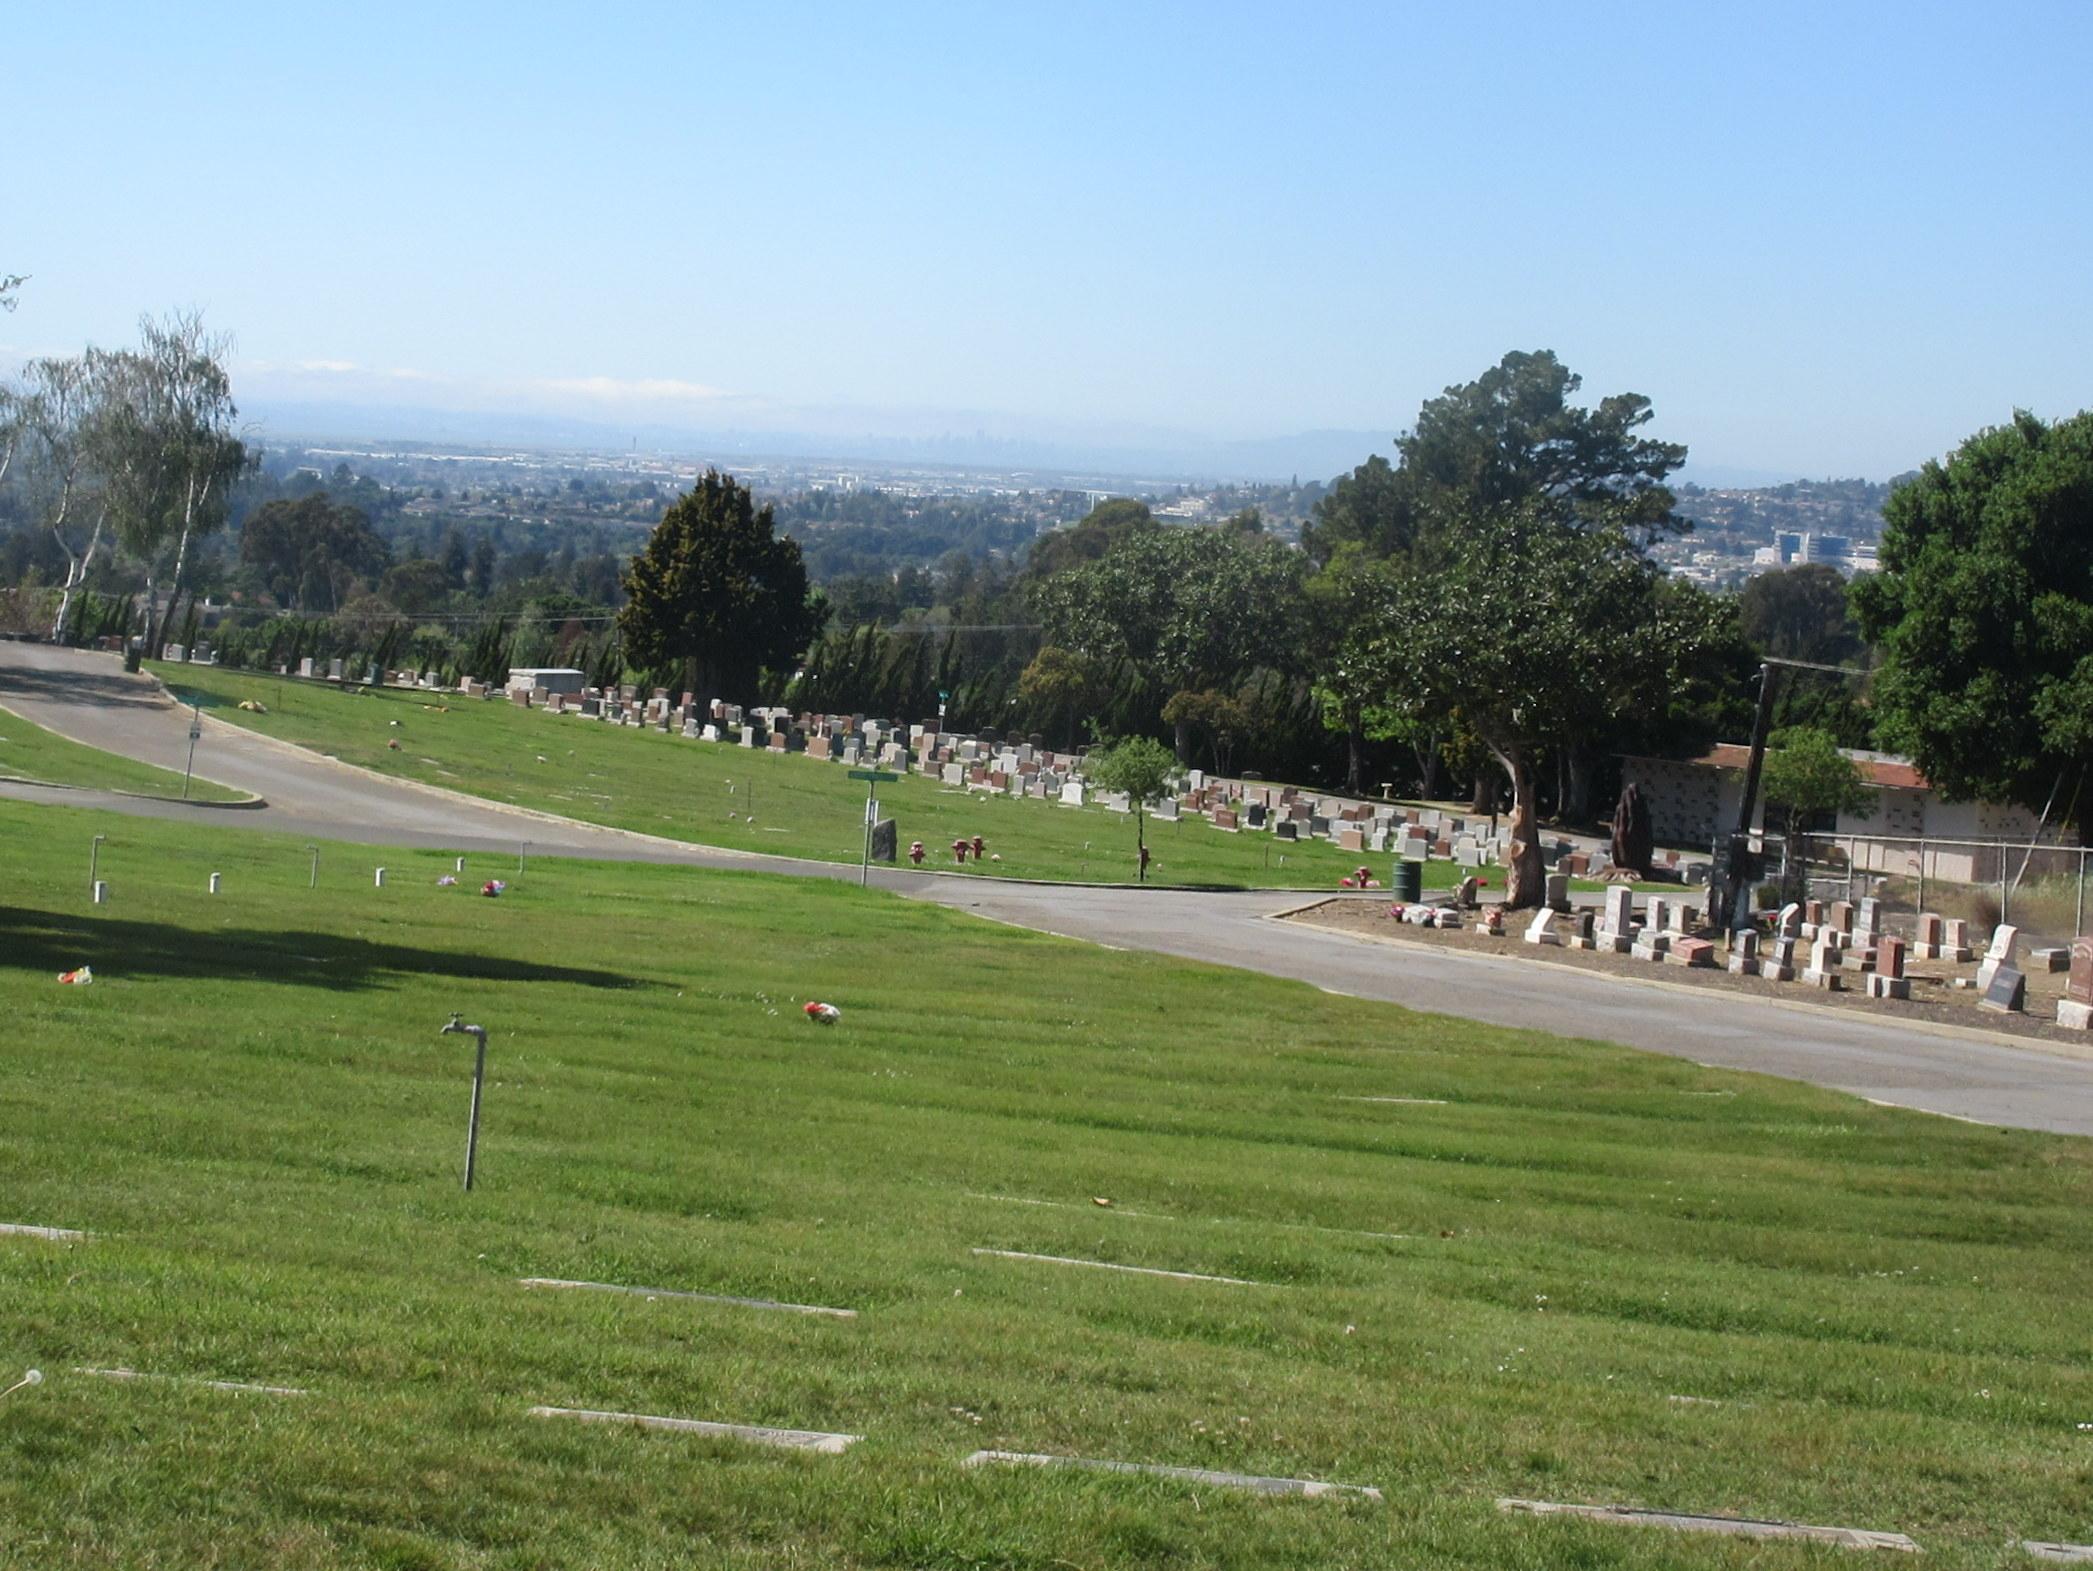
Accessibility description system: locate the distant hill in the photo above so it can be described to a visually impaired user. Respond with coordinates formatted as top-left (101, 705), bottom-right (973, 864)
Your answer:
top-left (1674, 476), bottom-right (1911, 545)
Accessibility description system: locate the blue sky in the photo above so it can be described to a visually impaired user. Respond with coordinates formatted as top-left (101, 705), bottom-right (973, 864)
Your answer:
top-left (8, 1), bottom-right (2090, 478)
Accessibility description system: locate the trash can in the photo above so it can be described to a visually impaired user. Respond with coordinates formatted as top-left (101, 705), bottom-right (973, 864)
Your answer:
top-left (1391, 859), bottom-right (1423, 902)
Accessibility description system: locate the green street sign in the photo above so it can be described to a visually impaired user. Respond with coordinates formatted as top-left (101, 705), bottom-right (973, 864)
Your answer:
top-left (847, 769), bottom-right (899, 783)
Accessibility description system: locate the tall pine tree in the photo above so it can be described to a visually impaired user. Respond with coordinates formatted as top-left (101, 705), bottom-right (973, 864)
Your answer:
top-left (617, 470), bottom-right (821, 700)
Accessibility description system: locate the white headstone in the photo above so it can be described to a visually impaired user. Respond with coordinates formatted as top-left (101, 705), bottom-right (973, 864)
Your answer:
top-left (1975, 924), bottom-right (2020, 991)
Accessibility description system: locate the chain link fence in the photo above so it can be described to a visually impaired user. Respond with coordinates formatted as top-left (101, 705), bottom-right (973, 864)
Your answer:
top-left (1755, 830), bottom-right (2089, 952)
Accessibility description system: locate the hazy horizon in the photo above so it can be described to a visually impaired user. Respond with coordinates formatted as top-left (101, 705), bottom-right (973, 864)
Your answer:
top-left (10, 2), bottom-right (2090, 483)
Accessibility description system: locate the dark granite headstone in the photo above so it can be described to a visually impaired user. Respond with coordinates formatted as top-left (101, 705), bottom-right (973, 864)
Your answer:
top-left (1276, 820), bottom-right (1299, 842)
top-left (870, 818), bottom-right (897, 863)
top-left (1980, 965), bottom-right (2027, 1014)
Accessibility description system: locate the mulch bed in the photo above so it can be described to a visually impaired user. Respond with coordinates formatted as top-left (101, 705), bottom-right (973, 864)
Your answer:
top-left (1284, 898), bottom-right (2093, 1052)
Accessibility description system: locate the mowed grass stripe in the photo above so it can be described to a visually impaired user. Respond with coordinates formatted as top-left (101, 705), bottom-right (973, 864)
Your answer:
top-left (2, 798), bottom-right (2090, 1567)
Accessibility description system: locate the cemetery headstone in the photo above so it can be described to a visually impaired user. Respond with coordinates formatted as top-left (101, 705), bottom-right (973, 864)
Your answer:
top-left (1865, 934), bottom-right (1910, 1000)
top-left (1669, 936), bottom-right (1715, 968)
top-left (1523, 909), bottom-right (1560, 947)
top-left (1975, 924), bottom-right (2020, 992)
top-left (1912, 912), bottom-right (1945, 959)
top-left (2058, 939), bottom-right (2093, 1029)
top-left (1595, 886), bottom-right (1635, 953)
top-left (869, 818), bottom-right (898, 863)
top-left (1979, 965), bottom-right (2027, 1014)
top-left (1545, 872), bottom-right (1570, 912)
top-left (1728, 928), bottom-right (1761, 976)
top-left (1942, 917), bottom-right (1973, 962)
top-left (1763, 934), bottom-right (1798, 983)
top-left (1802, 933), bottom-right (1843, 989)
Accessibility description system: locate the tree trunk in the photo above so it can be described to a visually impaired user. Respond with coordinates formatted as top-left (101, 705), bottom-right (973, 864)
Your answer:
top-left (1563, 742), bottom-right (1595, 826)
top-left (1343, 726), bottom-right (1365, 796)
top-left (1469, 767), bottom-right (1494, 815)
top-left (1172, 715), bottom-right (1193, 766)
top-left (51, 510), bottom-right (105, 645)
top-left (1495, 743), bottom-right (1545, 909)
top-left (1413, 729), bottom-right (1441, 800)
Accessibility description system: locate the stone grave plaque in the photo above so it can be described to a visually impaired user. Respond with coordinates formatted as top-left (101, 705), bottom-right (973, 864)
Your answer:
top-left (1979, 965), bottom-right (2027, 1014)
top-left (869, 818), bottom-right (898, 863)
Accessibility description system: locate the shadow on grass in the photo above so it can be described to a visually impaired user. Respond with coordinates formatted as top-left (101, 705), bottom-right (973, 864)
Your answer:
top-left (0, 905), bottom-right (644, 993)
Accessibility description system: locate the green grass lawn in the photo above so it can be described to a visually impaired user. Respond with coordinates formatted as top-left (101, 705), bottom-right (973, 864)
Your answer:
top-left (152, 664), bottom-right (1466, 891)
top-left (0, 702), bottom-right (243, 803)
top-left (3, 796), bottom-right (2089, 1568)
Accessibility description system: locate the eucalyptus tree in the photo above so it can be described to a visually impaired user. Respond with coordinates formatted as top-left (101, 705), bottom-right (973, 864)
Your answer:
top-left (15, 354), bottom-right (106, 641)
top-left (98, 314), bottom-right (250, 657)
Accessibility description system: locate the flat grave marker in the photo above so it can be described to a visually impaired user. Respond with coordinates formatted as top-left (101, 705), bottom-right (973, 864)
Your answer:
top-left (518, 1277), bottom-right (857, 1319)
top-left (965, 1449), bottom-right (1382, 1502)
top-left (75, 1365), bottom-right (310, 1398)
top-left (0, 1222), bottom-right (86, 1241)
top-left (529, 1405), bottom-right (860, 1453)
top-left (1497, 1498), bottom-right (1917, 1553)
top-left (970, 1248), bottom-right (1261, 1286)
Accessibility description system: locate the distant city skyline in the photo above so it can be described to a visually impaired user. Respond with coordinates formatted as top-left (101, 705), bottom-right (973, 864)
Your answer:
top-left (9, 2), bottom-right (2090, 482)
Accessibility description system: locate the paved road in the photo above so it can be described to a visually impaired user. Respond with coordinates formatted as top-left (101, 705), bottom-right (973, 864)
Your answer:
top-left (5, 640), bottom-right (2089, 1136)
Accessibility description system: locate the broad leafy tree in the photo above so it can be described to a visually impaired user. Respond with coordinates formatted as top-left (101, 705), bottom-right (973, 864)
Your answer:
top-left (617, 468), bottom-right (821, 700)
top-left (241, 495), bottom-right (392, 611)
top-left (1302, 455), bottom-right (1416, 567)
top-left (1023, 497), bottom-right (1157, 580)
top-left (1034, 526), bottom-right (1304, 761)
top-left (1852, 410), bottom-right (2093, 842)
top-left (1400, 349), bottom-right (1687, 540)
top-left (1369, 507), bottom-right (1725, 906)
top-left (1304, 549), bottom-right (1409, 793)
top-left (1737, 564), bottom-right (1863, 665)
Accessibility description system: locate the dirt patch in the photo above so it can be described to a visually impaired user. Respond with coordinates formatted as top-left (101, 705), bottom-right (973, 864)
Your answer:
top-left (1283, 898), bottom-right (2093, 1052)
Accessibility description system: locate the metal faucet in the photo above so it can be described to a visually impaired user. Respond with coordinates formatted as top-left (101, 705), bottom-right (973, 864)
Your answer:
top-left (443, 1015), bottom-right (489, 1190)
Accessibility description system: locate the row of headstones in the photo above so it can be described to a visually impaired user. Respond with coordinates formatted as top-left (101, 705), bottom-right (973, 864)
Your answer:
top-left (1488, 885), bottom-right (2093, 1026)
top-left (160, 643), bottom-right (218, 665)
